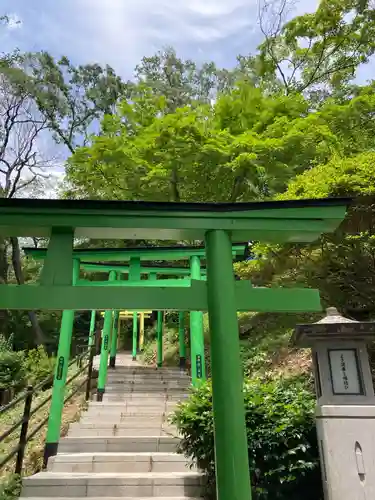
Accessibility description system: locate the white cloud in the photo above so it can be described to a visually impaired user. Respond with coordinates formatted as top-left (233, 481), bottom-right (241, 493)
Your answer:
top-left (5, 13), bottom-right (23, 30)
top-left (0, 0), bottom-right (323, 78)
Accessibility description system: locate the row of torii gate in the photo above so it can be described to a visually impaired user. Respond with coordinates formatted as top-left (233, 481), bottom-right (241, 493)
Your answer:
top-left (0, 197), bottom-right (350, 500)
top-left (25, 243), bottom-right (247, 390)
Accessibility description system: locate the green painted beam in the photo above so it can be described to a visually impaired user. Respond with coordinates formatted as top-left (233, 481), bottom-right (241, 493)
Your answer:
top-left (76, 279), bottom-right (197, 287)
top-left (81, 264), bottom-right (207, 275)
top-left (1, 197), bottom-right (349, 241)
top-left (24, 245), bottom-right (245, 262)
top-left (0, 282), bottom-right (322, 312)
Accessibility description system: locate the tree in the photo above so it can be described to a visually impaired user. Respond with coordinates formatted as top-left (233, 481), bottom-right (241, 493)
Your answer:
top-left (66, 82), bottom-right (339, 203)
top-left (0, 62), bottom-right (53, 344)
top-left (134, 47), bottom-right (242, 112)
top-left (257, 0), bottom-right (375, 94)
top-left (22, 52), bottom-right (127, 154)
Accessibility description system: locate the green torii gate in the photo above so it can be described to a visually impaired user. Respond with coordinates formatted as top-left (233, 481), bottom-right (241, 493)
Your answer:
top-left (0, 197), bottom-right (350, 500)
top-left (78, 263), bottom-right (210, 374)
top-left (78, 277), bottom-right (195, 395)
top-left (81, 261), bottom-right (211, 371)
top-left (75, 245), bottom-right (244, 380)
top-left (24, 244), bottom-right (245, 389)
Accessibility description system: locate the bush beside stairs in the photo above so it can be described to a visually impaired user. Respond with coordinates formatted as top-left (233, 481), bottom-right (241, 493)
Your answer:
top-left (20, 353), bottom-right (204, 500)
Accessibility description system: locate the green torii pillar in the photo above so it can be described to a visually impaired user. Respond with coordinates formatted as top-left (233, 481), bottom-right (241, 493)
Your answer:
top-left (88, 310), bottom-right (96, 348)
top-left (190, 256), bottom-right (205, 383)
top-left (129, 257), bottom-right (141, 360)
top-left (178, 311), bottom-right (186, 370)
top-left (97, 270), bottom-right (116, 401)
top-left (109, 272), bottom-right (121, 368)
top-left (109, 309), bottom-right (120, 367)
top-left (41, 229), bottom-right (79, 467)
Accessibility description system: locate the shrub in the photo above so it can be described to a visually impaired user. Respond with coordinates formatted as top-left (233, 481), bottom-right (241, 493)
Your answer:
top-left (23, 346), bottom-right (56, 388)
top-left (0, 474), bottom-right (21, 500)
top-left (0, 351), bottom-right (26, 391)
top-left (0, 335), bottom-right (26, 395)
top-left (0, 335), bottom-right (14, 353)
top-left (171, 374), bottom-right (322, 500)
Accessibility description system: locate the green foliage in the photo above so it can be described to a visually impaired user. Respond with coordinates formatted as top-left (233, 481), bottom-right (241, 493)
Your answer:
top-left (65, 66), bottom-right (375, 205)
top-left (134, 47), bottom-right (226, 112)
top-left (66, 82), bottom-right (333, 202)
top-left (141, 325), bottom-right (184, 367)
top-left (0, 335), bottom-right (25, 391)
top-left (237, 313), bottom-right (319, 376)
top-left (0, 337), bottom-right (56, 397)
top-left (23, 346), bottom-right (56, 387)
top-left (0, 335), bottom-right (13, 353)
top-left (243, 151), bottom-right (375, 318)
top-left (258, 0), bottom-right (375, 93)
top-left (280, 151), bottom-right (375, 199)
top-left (22, 52), bottom-right (127, 153)
top-left (0, 474), bottom-right (21, 500)
top-left (0, 350), bottom-right (25, 391)
top-left (172, 376), bottom-right (321, 499)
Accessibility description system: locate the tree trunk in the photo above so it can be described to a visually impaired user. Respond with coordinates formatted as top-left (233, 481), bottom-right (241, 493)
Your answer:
top-left (0, 237), bottom-right (9, 334)
top-left (230, 168), bottom-right (247, 202)
top-left (171, 168), bottom-right (180, 202)
top-left (10, 236), bottom-right (45, 345)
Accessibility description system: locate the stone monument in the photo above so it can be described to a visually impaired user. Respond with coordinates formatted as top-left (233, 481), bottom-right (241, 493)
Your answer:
top-left (293, 307), bottom-right (375, 500)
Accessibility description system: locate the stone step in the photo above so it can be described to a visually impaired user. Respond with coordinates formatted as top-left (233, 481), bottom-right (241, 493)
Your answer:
top-left (22, 497), bottom-right (202, 500)
top-left (102, 385), bottom-right (188, 392)
top-left (79, 417), bottom-right (167, 426)
top-left (68, 422), bottom-right (175, 431)
top-left (106, 371), bottom-right (188, 377)
top-left (97, 395), bottom-right (186, 403)
top-left (85, 407), bottom-right (176, 415)
top-left (67, 427), bottom-right (178, 437)
top-left (21, 472), bottom-right (204, 498)
top-left (99, 395), bottom-right (181, 402)
top-left (105, 377), bottom-right (189, 383)
top-left (80, 414), bottom-right (175, 423)
top-left (21, 356), bottom-right (199, 500)
top-left (92, 398), bottom-right (172, 404)
top-left (104, 379), bottom-right (188, 385)
top-left (102, 390), bottom-right (188, 395)
top-left (98, 401), bottom-right (181, 408)
top-left (78, 420), bottom-right (172, 427)
top-left (100, 397), bottom-right (183, 405)
top-left (88, 402), bottom-right (170, 408)
top-left (106, 367), bottom-right (185, 373)
top-left (107, 375), bottom-right (188, 378)
top-left (48, 452), bottom-right (193, 473)
top-left (101, 390), bottom-right (188, 396)
top-left (78, 421), bottom-right (172, 428)
top-left (86, 404), bottom-right (176, 417)
top-left (90, 398), bottom-right (177, 405)
top-left (58, 436), bottom-right (180, 453)
top-left (106, 376), bottom-right (190, 382)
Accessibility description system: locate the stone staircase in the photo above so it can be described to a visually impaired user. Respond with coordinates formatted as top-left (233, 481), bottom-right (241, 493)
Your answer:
top-left (21, 354), bottom-right (204, 500)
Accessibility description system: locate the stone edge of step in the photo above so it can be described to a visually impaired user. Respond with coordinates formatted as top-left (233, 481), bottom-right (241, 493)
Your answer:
top-left (21, 497), bottom-right (203, 500)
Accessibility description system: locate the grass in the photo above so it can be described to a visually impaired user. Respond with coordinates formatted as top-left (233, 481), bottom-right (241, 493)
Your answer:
top-left (141, 326), bottom-right (189, 367)
top-left (0, 361), bottom-right (89, 493)
top-left (140, 311), bottom-right (321, 380)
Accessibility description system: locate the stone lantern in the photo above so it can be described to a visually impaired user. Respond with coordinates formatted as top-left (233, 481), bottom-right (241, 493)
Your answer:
top-left (293, 307), bottom-right (375, 500)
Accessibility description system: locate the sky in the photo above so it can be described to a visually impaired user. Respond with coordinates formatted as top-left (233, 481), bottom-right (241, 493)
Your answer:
top-left (1, 0), bottom-right (373, 86)
top-left (1, 0), bottom-right (321, 78)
